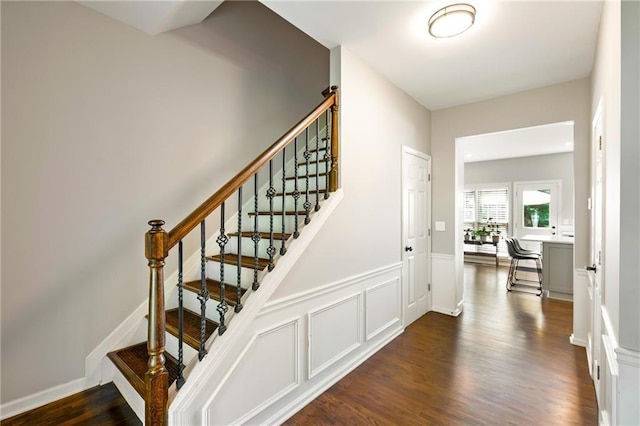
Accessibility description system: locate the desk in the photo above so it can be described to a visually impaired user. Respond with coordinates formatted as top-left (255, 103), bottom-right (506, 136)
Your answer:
top-left (464, 239), bottom-right (499, 266)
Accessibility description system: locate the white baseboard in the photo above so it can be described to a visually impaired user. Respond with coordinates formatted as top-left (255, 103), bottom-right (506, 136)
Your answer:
top-left (569, 334), bottom-right (587, 347)
top-left (0, 377), bottom-right (99, 421)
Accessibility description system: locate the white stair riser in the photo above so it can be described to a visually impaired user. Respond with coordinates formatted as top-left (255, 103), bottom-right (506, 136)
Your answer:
top-left (284, 178), bottom-right (326, 193)
top-left (225, 237), bottom-right (282, 259)
top-left (206, 261), bottom-right (260, 287)
top-left (164, 327), bottom-right (199, 367)
top-left (297, 161), bottom-right (328, 176)
top-left (256, 194), bottom-right (323, 213)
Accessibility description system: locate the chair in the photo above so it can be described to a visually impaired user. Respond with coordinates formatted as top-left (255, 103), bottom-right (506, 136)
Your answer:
top-left (505, 238), bottom-right (543, 296)
top-left (512, 238), bottom-right (541, 258)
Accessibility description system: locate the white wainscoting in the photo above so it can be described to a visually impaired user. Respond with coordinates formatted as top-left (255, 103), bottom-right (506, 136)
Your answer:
top-left (172, 263), bottom-right (403, 425)
top-left (431, 253), bottom-right (461, 316)
top-left (308, 294), bottom-right (362, 379)
top-left (203, 319), bottom-right (300, 425)
top-left (570, 268), bottom-right (589, 347)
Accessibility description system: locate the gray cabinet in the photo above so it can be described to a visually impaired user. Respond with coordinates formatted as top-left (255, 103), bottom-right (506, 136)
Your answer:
top-left (542, 242), bottom-right (573, 298)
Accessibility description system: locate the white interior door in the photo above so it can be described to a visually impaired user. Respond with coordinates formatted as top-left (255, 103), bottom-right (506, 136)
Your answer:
top-left (402, 148), bottom-right (431, 326)
top-left (513, 181), bottom-right (560, 238)
top-left (588, 104), bottom-right (604, 402)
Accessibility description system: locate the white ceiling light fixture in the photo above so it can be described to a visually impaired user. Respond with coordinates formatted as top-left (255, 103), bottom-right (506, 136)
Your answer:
top-left (428, 3), bottom-right (476, 38)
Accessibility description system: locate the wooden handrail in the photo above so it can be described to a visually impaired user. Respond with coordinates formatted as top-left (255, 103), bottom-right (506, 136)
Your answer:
top-left (167, 89), bottom-right (338, 250)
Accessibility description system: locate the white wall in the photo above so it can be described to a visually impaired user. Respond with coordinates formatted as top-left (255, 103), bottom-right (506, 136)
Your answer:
top-left (431, 79), bottom-right (590, 268)
top-left (1, 0), bottom-right (328, 403)
top-left (465, 152), bottom-right (575, 227)
top-left (591, 1), bottom-right (640, 424)
top-left (271, 46), bottom-right (431, 299)
top-left (619, 0), bottom-right (640, 352)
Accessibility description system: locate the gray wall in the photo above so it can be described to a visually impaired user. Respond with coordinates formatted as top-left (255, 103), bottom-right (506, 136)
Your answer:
top-left (465, 152), bottom-right (574, 227)
top-left (431, 79), bottom-right (591, 269)
top-left (272, 46), bottom-right (432, 297)
top-left (1, 1), bottom-right (328, 402)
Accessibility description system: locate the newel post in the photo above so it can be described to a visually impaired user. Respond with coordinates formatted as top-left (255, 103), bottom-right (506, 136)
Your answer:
top-left (328, 85), bottom-right (339, 192)
top-left (145, 220), bottom-right (169, 426)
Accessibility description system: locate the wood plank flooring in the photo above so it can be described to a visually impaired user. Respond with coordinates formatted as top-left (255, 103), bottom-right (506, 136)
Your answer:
top-left (1, 383), bottom-right (140, 426)
top-left (285, 263), bottom-right (598, 425)
top-left (2, 263), bottom-right (597, 425)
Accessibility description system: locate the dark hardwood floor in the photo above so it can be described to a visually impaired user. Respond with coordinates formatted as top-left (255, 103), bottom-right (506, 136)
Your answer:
top-left (1, 383), bottom-right (140, 426)
top-left (2, 263), bottom-right (597, 425)
top-left (285, 263), bottom-right (598, 425)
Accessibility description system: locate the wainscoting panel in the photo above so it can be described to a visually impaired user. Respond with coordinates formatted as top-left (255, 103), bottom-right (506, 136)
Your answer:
top-left (308, 294), bottom-right (362, 379)
top-left (203, 319), bottom-right (300, 425)
top-left (431, 253), bottom-right (459, 316)
top-left (571, 268), bottom-right (589, 347)
top-left (184, 263), bottom-right (404, 424)
top-left (365, 278), bottom-right (401, 341)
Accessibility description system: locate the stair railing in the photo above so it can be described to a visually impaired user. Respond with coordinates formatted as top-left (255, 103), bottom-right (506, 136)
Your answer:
top-left (143, 86), bottom-right (339, 425)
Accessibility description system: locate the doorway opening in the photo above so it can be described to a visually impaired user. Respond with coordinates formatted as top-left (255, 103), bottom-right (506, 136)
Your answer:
top-left (455, 121), bottom-right (576, 299)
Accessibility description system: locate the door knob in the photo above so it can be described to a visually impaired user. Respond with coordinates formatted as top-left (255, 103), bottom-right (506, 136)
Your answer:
top-left (405, 246), bottom-right (413, 252)
top-left (585, 264), bottom-right (597, 272)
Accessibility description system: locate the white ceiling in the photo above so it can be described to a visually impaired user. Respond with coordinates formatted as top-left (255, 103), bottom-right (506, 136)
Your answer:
top-left (460, 121), bottom-right (574, 163)
top-left (261, 0), bottom-right (603, 110)
top-left (78, 0), bottom-right (603, 112)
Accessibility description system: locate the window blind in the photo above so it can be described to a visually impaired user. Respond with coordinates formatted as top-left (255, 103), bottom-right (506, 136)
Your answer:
top-left (464, 186), bottom-right (510, 258)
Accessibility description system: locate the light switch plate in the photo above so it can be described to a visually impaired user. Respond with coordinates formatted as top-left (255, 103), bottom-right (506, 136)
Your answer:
top-left (435, 221), bottom-right (445, 231)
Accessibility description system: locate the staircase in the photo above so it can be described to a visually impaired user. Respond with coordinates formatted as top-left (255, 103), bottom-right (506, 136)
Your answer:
top-left (106, 87), bottom-right (339, 425)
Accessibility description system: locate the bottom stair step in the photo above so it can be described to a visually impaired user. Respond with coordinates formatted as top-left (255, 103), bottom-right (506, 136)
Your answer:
top-left (107, 342), bottom-right (180, 398)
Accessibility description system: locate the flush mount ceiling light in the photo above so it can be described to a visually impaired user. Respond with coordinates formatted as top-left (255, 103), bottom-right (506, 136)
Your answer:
top-left (428, 3), bottom-right (476, 38)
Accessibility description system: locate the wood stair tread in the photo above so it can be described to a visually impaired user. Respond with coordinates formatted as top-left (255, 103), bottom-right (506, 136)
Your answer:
top-left (228, 231), bottom-right (291, 240)
top-left (183, 278), bottom-right (247, 306)
top-left (298, 159), bottom-right (328, 166)
top-left (285, 172), bottom-right (327, 180)
top-left (274, 189), bottom-right (326, 197)
top-left (248, 210), bottom-right (309, 216)
top-left (107, 342), bottom-right (180, 399)
top-left (165, 308), bottom-right (217, 350)
top-left (207, 253), bottom-right (270, 269)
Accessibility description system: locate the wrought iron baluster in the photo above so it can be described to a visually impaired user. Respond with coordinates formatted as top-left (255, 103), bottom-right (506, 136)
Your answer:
top-left (314, 118), bottom-right (321, 211)
top-left (198, 220), bottom-right (209, 359)
top-left (216, 205), bottom-right (228, 335)
top-left (324, 111), bottom-right (331, 199)
top-left (252, 173), bottom-right (261, 290)
top-left (266, 160), bottom-right (276, 271)
top-left (303, 128), bottom-right (312, 224)
top-left (176, 240), bottom-right (185, 389)
top-left (293, 137), bottom-right (300, 238)
top-left (235, 187), bottom-right (243, 313)
top-left (280, 147), bottom-right (287, 255)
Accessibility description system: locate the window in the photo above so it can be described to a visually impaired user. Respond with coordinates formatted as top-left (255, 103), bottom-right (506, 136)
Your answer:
top-left (464, 185), bottom-right (510, 257)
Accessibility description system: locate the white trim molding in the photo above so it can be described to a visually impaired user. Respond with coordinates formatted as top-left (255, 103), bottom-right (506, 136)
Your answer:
top-left (570, 268), bottom-right (589, 347)
top-left (0, 377), bottom-right (99, 421)
top-left (431, 253), bottom-right (461, 316)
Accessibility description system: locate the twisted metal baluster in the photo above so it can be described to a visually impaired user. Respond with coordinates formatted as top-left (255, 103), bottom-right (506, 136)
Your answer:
top-left (324, 111), bottom-right (331, 199)
top-left (216, 205), bottom-right (228, 335)
top-left (198, 221), bottom-right (209, 360)
top-left (235, 187), bottom-right (243, 313)
top-left (266, 160), bottom-right (276, 271)
top-left (303, 128), bottom-right (312, 225)
top-left (293, 137), bottom-right (300, 238)
top-left (252, 173), bottom-right (261, 290)
top-left (176, 240), bottom-right (185, 389)
top-left (314, 118), bottom-right (321, 212)
top-left (280, 147), bottom-right (287, 255)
